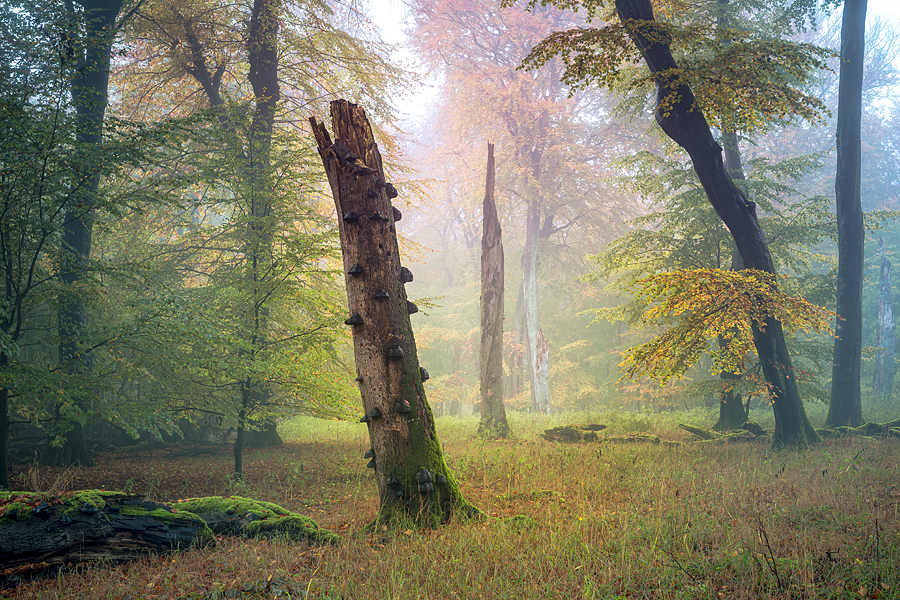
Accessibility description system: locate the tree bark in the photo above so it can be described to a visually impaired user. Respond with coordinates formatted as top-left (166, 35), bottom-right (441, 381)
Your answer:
top-left (714, 130), bottom-right (748, 431)
top-left (477, 143), bottom-right (509, 439)
top-left (873, 237), bottom-right (894, 400)
top-left (310, 100), bottom-right (479, 526)
top-left (827, 0), bottom-right (867, 428)
top-left (615, 0), bottom-right (819, 448)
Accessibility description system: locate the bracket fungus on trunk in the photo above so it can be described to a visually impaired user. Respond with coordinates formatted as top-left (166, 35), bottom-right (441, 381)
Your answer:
top-left (310, 100), bottom-right (479, 527)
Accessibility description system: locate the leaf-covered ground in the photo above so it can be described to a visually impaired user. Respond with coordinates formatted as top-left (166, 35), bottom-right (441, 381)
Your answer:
top-left (4, 411), bottom-right (900, 599)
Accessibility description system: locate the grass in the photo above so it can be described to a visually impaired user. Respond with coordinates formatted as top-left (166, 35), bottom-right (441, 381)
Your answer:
top-left (5, 409), bottom-right (900, 599)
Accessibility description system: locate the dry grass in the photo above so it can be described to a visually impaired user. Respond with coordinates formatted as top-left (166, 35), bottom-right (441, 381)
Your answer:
top-left (5, 410), bottom-right (900, 599)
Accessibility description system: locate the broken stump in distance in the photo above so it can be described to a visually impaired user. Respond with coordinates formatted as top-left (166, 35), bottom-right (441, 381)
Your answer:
top-left (310, 100), bottom-right (479, 527)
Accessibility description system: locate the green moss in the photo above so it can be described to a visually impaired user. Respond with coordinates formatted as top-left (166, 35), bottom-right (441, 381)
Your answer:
top-left (119, 506), bottom-right (149, 517)
top-left (247, 515), bottom-right (341, 544)
top-left (172, 496), bottom-right (339, 545)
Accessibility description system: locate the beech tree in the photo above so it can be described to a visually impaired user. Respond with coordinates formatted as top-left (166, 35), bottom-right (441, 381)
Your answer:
top-left (311, 100), bottom-right (479, 526)
top-left (51, 0), bottom-right (132, 466)
top-left (523, 0), bottom-right (834, 446)
top-left (827, 0), bottom-right (867, 429)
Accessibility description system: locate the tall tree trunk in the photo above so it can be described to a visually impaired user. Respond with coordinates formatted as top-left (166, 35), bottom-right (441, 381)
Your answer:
top-left (0, 353), bottom-right (8, 490)
top-left (310, 100), bottom-right (479, 526)
top-left (827, 0), bottom-right (867, 428)
top-left (231, 0), bottom-right (282, 474)
top-left (507, 284), bottom-right (525, 398)
top-left (477, 143), bottom-right (509, 439)
top-left (180, 0), bottom-right (282, 472)
top-left (715, 244), bottom-right (748, 431)
top-left (522, 200), bottom-right (549, 414)
top-left (51, 0), bottom-right (124, 466)
top-left (712, 0), bottom-right (749, 432)
top-left (874, 237), bottom-right (894, 401)
top-left (615, 0), bottom-right (819, 448)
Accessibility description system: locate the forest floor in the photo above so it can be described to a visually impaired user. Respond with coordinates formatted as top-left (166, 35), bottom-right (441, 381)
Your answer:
top-left (4, 408), bottom-right (900, 600)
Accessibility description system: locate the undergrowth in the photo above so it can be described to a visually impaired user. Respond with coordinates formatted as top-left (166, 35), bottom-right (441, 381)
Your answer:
top-left (5, 410), bottom-right (900, 599)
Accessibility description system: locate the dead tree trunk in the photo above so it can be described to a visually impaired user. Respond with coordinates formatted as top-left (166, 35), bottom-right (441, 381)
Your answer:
top-left (477, 143), bottom-right (509, 439)
top-left (615, 0), bottom-right (819, 448)
top-left (874, 237), bottom-right (895, 401)
top-left (310, 100), bottom-right (479, 527)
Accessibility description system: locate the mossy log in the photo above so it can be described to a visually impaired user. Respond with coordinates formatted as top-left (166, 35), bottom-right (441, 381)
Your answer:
top-left (542, 426), bottom-right (663, 444)
top-left (680, 423), bottom-right (769, 443)
top-left (0, 492), bottom-right (339, 584)
top-left (172, 496), bottom-right (340, 544)
top-left (542, 425), bottom-right (599, 442)
top-left (678, 424), bottom-right (721, 440)
top-left (0, 491), bottom-right (213, 580)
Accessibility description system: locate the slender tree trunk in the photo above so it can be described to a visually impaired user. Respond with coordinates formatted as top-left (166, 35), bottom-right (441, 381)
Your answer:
top-left (827, 0), bottom-right (867, 428)
top-left (51, 0), bottom-right (124, 466)
top-left (713, 126), bottom-right (749, 430)
top-left (874, 237), bottom-right (894, 401)
top-left (310, 101), bottom-right (479, 526)
top-left (234, 406), bottom-right (246, 478)
top-left (615, 0), bottom-right (819, 448)
top-left (522, 200), bottom-right (549, 414)
top-left (508, 284), bottom-right (525, 398)
top-left (477, 143), bottom-right (509, 439)
top-left (0, 353), bottom-right (8, 490)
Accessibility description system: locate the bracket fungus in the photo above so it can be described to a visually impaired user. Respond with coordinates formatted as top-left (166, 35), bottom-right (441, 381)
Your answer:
top-left (374, 289), bottom-right (390, 300)
top-left (415, 467), bottom-right (433, 494)
top-left (363, 448), bottom-right (375, 459)
top-left (392, 206), bottom-right (402, 221)
top-left (342, 212), bottom-right (359, 223)
top-left (370, 211), bottom-right (388, 222)
top-left (394, 400), bottom-right (411, 414)
top-left (419, 367), bottom-right (430, 382)
top-left (384, 182), bottom-right (398, 199)
top-left (347, 263), bottom-right (364, 276)
top-left (406, 301), bottom-right (418, 315)
top-left (344, 313), bottom-right (363, 326)
top-left (400, 267), bottom-right (414, 283)
top-left (387, 345), bottom-right (404, 360)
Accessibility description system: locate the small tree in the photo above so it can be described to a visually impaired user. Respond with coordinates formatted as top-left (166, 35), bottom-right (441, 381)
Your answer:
top-left (311, 100), bottom-right (479, 526)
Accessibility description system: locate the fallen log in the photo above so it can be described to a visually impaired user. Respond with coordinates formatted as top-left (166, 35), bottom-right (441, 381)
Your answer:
top-left (678, 424), bottom-right (720, 440)
top-left (0, 490), bottom-right (212, 577)
top-left (172, 496), bottom-right (340, 544)
top-left (0, 491), bottom-right (340, 585)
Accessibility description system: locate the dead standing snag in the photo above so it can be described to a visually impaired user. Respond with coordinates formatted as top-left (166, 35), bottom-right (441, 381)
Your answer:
top-left (310, 100), bottom-right (479, 527)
